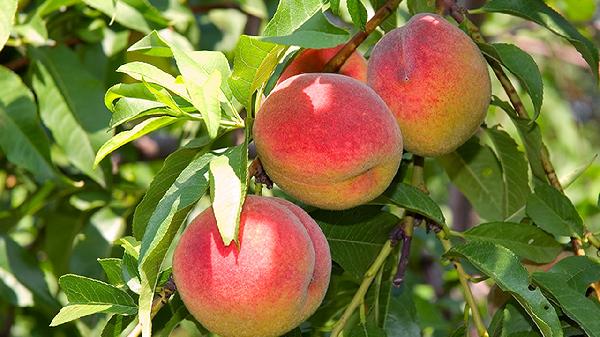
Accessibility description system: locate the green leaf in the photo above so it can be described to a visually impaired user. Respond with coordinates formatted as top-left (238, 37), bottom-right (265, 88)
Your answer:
top-left (83, 0), bottom-right (167, 33)
top-left (312, 206), bottom-right (399, 281)
top-left (229, 36), bottom-right (286, 109)
top-left (0, 235), bottom-right (57, 308)
top-left (526, 184), bottom-right (584, 238)
top-left (546, 256), bottom-right (600, 293)
top-left (137, 152), bottom-right (215, 337)
top-left (438, 137), bottom-right (505, 221)
top-left (482, 0), bottom-right (599, 82)
top-left (489, 301), bottom-right (543, 337)
top-left (94, 116), bottom-right (178, 166)
top-left (98, 258), bottom-right (126, 288)
top-left (372, 182), bottom-right (445, 225)
top-left (132, 138), bottom-right (211, 239)
top-left (116, 62), bottom-right (189, 99)
top-left (209, 145), bottom-right (248, 245)
top-left (383, 289), bottom-right (420, 337)
top-left (491, 98), bottom-right (546, 182)
top-left (486, 127), bottom-right (530, 219)
top-left (262, 0), bottom-right (323, 37)
top-left (101, 314), bottom-right (135, 337)
top-left (260, 11), bottom-right (350, 48)
top-left (462, 222), bottom-right (562, 264)
top-left (533, 271), bottom-right (600, 337)
top-left (479, 43), bottom-right (543, 120)
top-left (51, 274), bottom-right (137, 326)
top-left (347, 0), bottom-right (368, 30)
top-left (0, 66), bottom-right (56, 181)
top-left (31, 46), bottom-right (111, 186)
top-left (407, 0), bottom-right (436, 14)
top-left (0, 0), bottom-right (17, 51)
top-left (446, 241), bottom-right (563, 337)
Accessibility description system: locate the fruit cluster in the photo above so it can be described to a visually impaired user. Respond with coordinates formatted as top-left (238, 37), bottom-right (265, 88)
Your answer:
top-left (173, 13), bottom-right (491, 337)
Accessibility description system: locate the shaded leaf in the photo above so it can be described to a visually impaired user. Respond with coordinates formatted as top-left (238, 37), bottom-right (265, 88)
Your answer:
top-left (526, 184), bottom-right (584, 238)
top-left (31, 46), bottom-right (111, 185)
top-left (372, 182), bottom-right (445, 225)
top-left (438, 137), bottom-right (505, 221)
top-left (462, 222), bottom-right (562, 263)
top-left (0, 66), bottom-right (56, 181)
top-left (447, 241), bottom-right (563, 337)
top-left (486, 127), bottom-right (530, 219)
top-left (313, 206), bottom-right (399, 281)
top-left (533, 271), bottom-right (600, 337)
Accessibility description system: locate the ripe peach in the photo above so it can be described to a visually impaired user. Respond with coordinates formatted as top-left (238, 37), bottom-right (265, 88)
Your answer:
top-left (172, 196), bottom-right (331, 337)
top-left (277, 45), bottom-right (368, 84)
top-left (367, 13), bottom-right (491, 157)
top-left (254, 73), bottom-right (403, 210)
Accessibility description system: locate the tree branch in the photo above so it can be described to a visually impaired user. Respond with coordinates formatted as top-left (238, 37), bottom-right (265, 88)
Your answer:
top-left (322, 0), bottom-right (403, 73)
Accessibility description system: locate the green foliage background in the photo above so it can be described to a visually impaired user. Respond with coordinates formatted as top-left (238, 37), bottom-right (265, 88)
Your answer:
top-left (0, 0), bottom-right (599, 337)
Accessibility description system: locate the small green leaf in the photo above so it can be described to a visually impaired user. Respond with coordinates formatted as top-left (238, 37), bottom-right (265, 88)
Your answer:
top-left (462, 222), bottom-right (562, 263)
top-left (372, 182), bottom-right (445, 225)
top-left (98, 258), bottom-right (125, 288)
top-left (446, 241), bottom-right (563, 337)
top-left (486, 127), bottom-right (530, 219)
top-left (438, 137), bottom-right (505, 221)
top-left (526, 184), bottom-right (584, 238)
top-left (312, 206), bottom-right (399, 281)
top-left (116, 62), bottom-right (189, 99)
top-left (94, 116), bottom-right (178, 166)
top-left (209, 145), bottom-right (249, 245)
top-left (533, 271), bottom-right (600, 337)
top-left (0, 0), bottom-right (17, 51)
top-left (101, 314), bottom-right (135, 337)
top-left (482, 0), bottom-right (599, 82)
top-left (479, 43), bottom-right (544, 120)
top-left (137, 152), bottom-right (215, 337)
top-left (51, 274), bottom-right (137, 326)
top-left (229, 36), bottom-right (286, 109)
top-left (262, 0), bottom-right (323, 37)
top-left (260, 11), bottom-right (350, 48)
top-left (0, 66), bottom-right (56, 181)
top-left (347, 0), bottom-right (368, 30)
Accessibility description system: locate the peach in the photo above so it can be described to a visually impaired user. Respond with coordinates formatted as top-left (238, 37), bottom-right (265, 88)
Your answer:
top-left (277, 45), bottom-right (368, 84)
top-left (172, 195), bottom-right (331, 337)
top-left (254, 73), bottom-right (403, 210)
top-left (367, 13), bottom-right (491, 157)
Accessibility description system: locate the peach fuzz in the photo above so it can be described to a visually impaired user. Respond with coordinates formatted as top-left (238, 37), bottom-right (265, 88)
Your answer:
top-left (277, 45), bottom-right (368, 84)
top-left (172, 195), bottom-right (331, 337)
top-left (254, 73), bottom-right (403, 210)
top-left (367, 13), bottom-right (491, 157)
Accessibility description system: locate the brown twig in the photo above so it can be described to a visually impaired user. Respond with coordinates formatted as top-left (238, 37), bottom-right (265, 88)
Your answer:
top-left (322, 0), bottom-right (403, 73)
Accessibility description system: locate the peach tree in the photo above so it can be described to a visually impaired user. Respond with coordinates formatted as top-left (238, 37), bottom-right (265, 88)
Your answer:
top-left (0, 0), bottom-right (599, 336)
